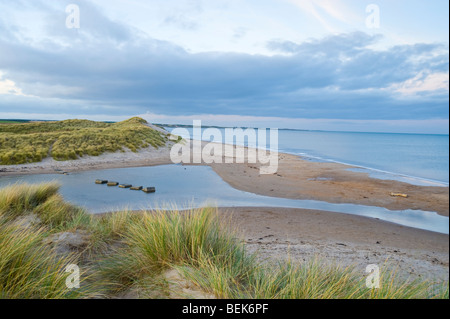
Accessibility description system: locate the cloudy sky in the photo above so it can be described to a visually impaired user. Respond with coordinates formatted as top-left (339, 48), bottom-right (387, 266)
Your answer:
top-left (0, 0), bottom-right (448, 133)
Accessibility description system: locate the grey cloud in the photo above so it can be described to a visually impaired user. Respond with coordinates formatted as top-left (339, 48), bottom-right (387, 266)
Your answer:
top-left (0, 3), bottom-right (448, 121)
top-left (268, 34), bottom-right (448, 90)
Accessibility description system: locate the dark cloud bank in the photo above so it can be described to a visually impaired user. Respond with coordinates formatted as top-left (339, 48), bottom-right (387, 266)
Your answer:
top-left (0, 0), bottom-right (448, 121)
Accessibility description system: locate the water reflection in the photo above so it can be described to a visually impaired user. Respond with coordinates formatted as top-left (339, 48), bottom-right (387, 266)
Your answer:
top-left (0, 165), bottom-right (448, 234)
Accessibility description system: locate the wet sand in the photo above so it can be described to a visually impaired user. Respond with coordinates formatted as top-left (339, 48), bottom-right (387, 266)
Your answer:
top-left (211, 152), bottom-right (449, 217)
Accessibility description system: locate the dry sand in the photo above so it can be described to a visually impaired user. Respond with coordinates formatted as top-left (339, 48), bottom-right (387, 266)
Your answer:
top-left (0, 143), bottom-right (174, 176)
top-left (222, 207), bottom-right (448, 281)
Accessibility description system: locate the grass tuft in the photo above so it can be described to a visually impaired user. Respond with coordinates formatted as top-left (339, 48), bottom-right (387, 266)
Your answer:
top-left (0, 213), bottom-right (97, 298)
top-left (0, 182), bottom-right (60, 218)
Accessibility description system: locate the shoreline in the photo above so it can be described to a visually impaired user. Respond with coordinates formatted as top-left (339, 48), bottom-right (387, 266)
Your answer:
top-left (210, 153), bottom-right (449, 217)
top-left (1, 141), bottom-right (448, 216)
top-left (301, 156), bottom-right (449, 187)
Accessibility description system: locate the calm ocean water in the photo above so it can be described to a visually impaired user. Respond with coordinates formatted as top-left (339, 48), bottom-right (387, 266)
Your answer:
top-left (168, 127), bottom-right (449, 185)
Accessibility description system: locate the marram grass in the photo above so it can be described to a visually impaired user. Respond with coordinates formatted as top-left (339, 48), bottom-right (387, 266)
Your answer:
top-left (97, 207), bottom-right (449, 299)
top-left (0, 212), bottom-right (97, 298)
top-left (0, 117), bottom-right (169, 165)
top-left (0, 182), bottom-right (448, 299)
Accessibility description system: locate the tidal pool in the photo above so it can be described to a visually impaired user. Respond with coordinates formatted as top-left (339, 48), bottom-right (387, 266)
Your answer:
top-left (0, 165), bottom-right (448, 234)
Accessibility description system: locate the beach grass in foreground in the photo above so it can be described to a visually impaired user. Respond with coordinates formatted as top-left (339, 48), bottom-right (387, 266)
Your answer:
top-left (0, 182), bottom-right (448, 299)
top-left (0, 117), bottom-right (168, 165)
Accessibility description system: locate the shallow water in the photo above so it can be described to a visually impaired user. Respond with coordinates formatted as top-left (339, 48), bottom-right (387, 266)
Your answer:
top-left (0, 165), bottom-right (448, 234)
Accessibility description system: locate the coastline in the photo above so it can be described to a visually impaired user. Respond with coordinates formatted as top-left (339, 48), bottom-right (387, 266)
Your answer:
top-left (1, 141), bottom-right (448, 216)
top-left (1, 141), bottom-right (448, 281)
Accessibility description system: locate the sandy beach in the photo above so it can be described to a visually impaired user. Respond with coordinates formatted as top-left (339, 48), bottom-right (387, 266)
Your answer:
top-left (1, 142), bottom-right (448, 281)
top-left (223, 207), bottom-right (449, 281)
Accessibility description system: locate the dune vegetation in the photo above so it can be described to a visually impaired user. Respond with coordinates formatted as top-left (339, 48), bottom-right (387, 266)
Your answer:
top-left (0, 117), bottom-right (169, 165)
top-left (0, 182), bottom-right (448, 299)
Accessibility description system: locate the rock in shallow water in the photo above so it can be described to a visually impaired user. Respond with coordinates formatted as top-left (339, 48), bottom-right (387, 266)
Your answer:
top-left (107, 181), bottom-right (119, 186)
top-left (142, 187), bottom-right (156, 193)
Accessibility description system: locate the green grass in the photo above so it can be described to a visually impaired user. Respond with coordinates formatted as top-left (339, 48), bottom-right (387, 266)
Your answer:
top-left (0, 117), bottom-right (169, 164)
top-left (0, 182), bottom-right (448, 299)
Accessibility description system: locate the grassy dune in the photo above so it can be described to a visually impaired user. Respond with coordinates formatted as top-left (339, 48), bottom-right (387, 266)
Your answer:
top-left (0, 182), bottom-right (448, 299)
top-left (0, 117), bottom-right (169, 164)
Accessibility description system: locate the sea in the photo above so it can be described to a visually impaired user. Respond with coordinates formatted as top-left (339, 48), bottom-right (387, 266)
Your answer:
top-left (166, 127), bottom-right (449, 186)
